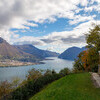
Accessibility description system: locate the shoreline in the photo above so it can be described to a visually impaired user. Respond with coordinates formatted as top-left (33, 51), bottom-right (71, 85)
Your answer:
top-left (0, 57), bottom-right (56, 67)
top-left (0, 61), bottom-right (45, 67)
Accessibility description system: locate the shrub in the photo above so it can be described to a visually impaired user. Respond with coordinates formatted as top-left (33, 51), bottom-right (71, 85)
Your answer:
top-left (9, 73), bottom-right (61, 100)
top-left (59, 68), bottom-right (70, 76)
top-left (8, 69), bottom-right (61, 100)
top-left (6, 68), bottom-right (70, 100)
top-left (0, 81), bottom-right (13, 99)
top-left (26, 68), bottom-right (42, 81)
top-left (44, 69), bottom-right (56, 76)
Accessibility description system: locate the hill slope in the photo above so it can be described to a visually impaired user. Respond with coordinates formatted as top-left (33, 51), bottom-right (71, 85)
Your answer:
top-left (0, 37), bottom-right (59, 62)
top-left (30, 73), bottom-right (100, 100)
top-left (0, 37), bottom-right (25, 59)
top-left (0, 37), bottom-right (41, 62)
top-left (58, 46), bottom-right (86, 60)
top-left (14, 44), bottom-right (59, 59)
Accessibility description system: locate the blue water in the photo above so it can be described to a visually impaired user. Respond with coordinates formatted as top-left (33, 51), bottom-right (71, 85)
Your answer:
top-left (0, 57), bottom-right (73, 82)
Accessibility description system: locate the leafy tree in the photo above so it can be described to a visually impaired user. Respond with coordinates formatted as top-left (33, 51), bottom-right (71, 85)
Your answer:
top-left (74, 48), bottom-right (99, 72)
top-left (12, 77), bottom-right (21, 88)
top-left (9, 69), bottom-right (62, 100)
top-left (26, 68), bottom-right (42, 81)
top-left (73, 51), bottom-right (85, 72)
top-left (74, 24), bottom-right (100, 72)
top-left (59, 68), bottom-right (70, 76)
top-left (81, 51), bottom-right (90, 71)
top-left (0, 81), bottom-right (13, 99)
top-left (86, 47), bottom-right (99, 72)
top-left (52, 69), bottom-right (56, 74)
top-left (44, 69), bottom-right (52, 76)
top-left (85, 24), bottom-right (100, 71)
top-left (86, 25), bottom-right (100, 50)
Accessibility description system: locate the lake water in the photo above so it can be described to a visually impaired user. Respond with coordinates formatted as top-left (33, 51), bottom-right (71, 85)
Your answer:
top-left (0, 57), bottom-right (73, 82)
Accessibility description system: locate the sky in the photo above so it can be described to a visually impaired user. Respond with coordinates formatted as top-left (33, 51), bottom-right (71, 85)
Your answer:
top-left (0, 0), bottom-right (100, 53)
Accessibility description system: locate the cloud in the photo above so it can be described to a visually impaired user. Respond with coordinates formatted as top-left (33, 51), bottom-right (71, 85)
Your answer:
top-left (0, 0), bottom-right (96, 31)
top-left (12, 19), bottom-right (100, 53)
top-left (41, 35), bottom-right (85, 44)
top-left (61, 35), bottom-right (85, 43)
top-left (0, 0), bottom-right (100, 52)
top-left (15, 20), bottom-right (100, 46)
top-left (14, 36), bottom-right (45, 46)
top-left (24, 22), bottom-right (38, 27)
top-left (69, 15), bottom-right (96, 25)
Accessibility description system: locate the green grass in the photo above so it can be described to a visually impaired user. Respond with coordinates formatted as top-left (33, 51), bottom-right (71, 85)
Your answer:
top-left (30, 73), bottom-right (100, 100)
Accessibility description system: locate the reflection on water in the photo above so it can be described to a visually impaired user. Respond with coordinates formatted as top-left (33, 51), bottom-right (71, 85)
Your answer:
top-left (0, 57), bottom-right (73, 82)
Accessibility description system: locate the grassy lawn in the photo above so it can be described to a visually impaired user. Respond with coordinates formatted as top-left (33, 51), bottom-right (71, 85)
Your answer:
top-left (30, 73), bottom-right (100, 100)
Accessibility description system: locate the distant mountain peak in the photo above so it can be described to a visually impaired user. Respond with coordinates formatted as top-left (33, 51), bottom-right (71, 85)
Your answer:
top-left (14, 44), bottom-right (59, 59)
top-left (0, 37), bottom-right (59, 62)
top-left (58, 46), bottom-right (86, 61)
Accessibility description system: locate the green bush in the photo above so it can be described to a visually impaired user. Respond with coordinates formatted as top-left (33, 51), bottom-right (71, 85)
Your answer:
top-left (0, 81), bottom-right (13, 99)
top-left (59, 68), bottom-right (70, 76)
top-left (9, 70), bottom-right (61, 100)
top-left (6, 68), bottom-right (71, 100)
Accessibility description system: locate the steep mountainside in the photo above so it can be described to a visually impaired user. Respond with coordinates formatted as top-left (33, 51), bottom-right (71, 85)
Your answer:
top-left (0, 37), bottom-right (23, 59)
top-left (43, 50), bottom-right (59, 57)
top-left (14, 44), bottom-right (59, 59)
top-left (0, 37), bottom-right (59, 62)
top-left (58, 46), bottom-right (86, 61)
top-left (0, 37), bottom-right (39, 62)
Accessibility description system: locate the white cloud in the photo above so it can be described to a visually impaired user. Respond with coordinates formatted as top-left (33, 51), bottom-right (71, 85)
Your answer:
top-left (14, 36), bottom-right (46, 46)
top-left (15, 20), bottom-right (100, 46)
top-left (0, 0), bottom-right (91, 31)
top-left (69, 15), bottom-right (96, 25)
top-left (24, 22), bottom-right (38, 27)
top-left (0, 0), bottom-right (100, 52)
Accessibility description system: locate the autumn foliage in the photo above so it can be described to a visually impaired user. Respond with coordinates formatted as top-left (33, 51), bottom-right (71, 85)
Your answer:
top-left (74, 24), bottom-right (100, 72)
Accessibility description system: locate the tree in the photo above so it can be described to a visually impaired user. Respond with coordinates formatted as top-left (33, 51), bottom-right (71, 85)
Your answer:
top-left (59, 68), bottom-right (70, 76)
top-left (12, 77), bottom-right (21, 88)
top-left (26, 68), bottom-right (42, 81)
top-left (87, 47), bottom-right (99, 72)
top-left (81, 51), bottom-right (89, 71)
top-left (74, 48), bottom-right (99, 72)
top-left (85, 24), bottom-right (100, 71)
top-left (74, 25), bottom-right (100, 72)
top-left (73, 51), bottom-right (85, 72)
top-left (86, 25), bottom-right (100, 50)
top-left (0, 81), bottom-right (13, 99)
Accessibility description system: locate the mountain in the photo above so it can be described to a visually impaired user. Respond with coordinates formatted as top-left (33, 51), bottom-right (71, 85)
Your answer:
top-left (0, 37), bottom-right (59, 62)
top-left (14, 44), bottom-right (59, 59)
top-left (42, 50), bottom-right (59, 57)
top-left (0, 37), bottom-right (39, 62)
top-left (0, 37), bottom-right (23, 59)
top-left (58, 46), bottom-right (86, 61)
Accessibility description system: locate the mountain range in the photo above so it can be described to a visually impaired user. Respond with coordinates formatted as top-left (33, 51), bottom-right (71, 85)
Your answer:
top-left (58, 46), bottom-right (86, 61)
top-left (14, 44), bottom-right (59, 60)
top-left (0, 37), bottom-right (59, 62)
top-left (0, 37), bottom-right (87, 62)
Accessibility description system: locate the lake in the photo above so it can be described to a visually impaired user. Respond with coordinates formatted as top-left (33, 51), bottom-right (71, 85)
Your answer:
top-left (0, 57), bottom-right (74, 82)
